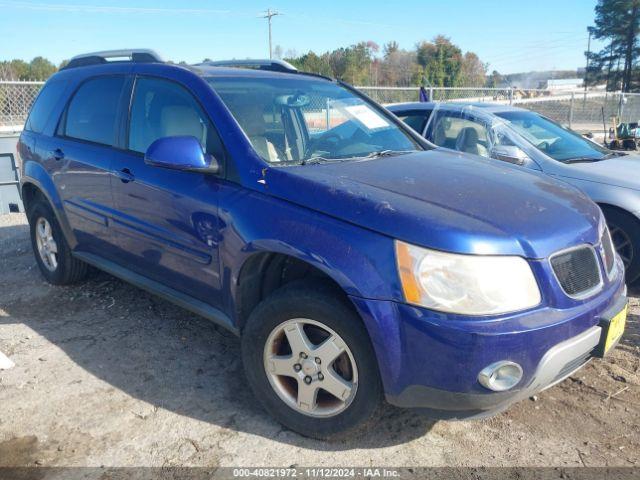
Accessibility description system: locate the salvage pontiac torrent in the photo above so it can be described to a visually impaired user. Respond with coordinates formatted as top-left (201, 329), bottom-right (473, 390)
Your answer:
top-left (18, 50), bottom-right (627, 438)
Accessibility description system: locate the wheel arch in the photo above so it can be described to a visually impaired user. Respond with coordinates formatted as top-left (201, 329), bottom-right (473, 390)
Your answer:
top-left (234, 246), bottom-right (401, 407)
top-left (597, 202), bottom-right (640, 221)
top-left (234, 248), bottom-right (356, 332)
top-left (598, 202), bottom-right (640, 281)
top-left (21, 165), bottom-right (78, 249)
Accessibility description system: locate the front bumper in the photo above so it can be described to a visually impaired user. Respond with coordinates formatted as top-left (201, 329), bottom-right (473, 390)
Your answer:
top-left (387, 322), bottom-right (604, 419)
top-left (349, 267), bottom-right (627, 419)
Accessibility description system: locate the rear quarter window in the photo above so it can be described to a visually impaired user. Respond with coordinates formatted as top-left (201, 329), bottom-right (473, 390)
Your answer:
top-left (25, 80), bottom-right (68, 134)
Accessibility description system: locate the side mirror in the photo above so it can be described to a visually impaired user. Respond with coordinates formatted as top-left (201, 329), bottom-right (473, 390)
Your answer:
top-left (144, 136), bottom-right (220, 174)
top-left (490, 145), bottom-right (530, 166)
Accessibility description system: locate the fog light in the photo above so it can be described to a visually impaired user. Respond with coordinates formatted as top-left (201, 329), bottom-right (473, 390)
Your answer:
top-left (478, 361), bottom-right (523, 391)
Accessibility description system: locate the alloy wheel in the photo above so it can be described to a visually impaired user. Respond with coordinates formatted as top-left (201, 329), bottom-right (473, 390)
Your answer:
top-left (35, 217), bottom-right (58, 272)
top-left (609, 223), bottom-right (634, 270)
top-left (263, 318), bottom-right (358, 417)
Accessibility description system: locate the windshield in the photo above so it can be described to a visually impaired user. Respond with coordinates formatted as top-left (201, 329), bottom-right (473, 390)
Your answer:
top-left (207, 76), bottom-right (422, 164)
top-left (495, 110), bottom-right (610, 162)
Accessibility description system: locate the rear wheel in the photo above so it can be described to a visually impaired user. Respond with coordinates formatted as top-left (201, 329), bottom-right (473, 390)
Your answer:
top-left (602, 206), bottom-right (640, 284)
top-left (28, 197), bottom-right (88, 285)
top-left (241, 282), bottom-right (382, 439)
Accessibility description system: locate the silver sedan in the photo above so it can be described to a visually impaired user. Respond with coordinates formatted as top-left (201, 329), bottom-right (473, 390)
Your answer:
top-left (388, 101), bottom-right (640, 283)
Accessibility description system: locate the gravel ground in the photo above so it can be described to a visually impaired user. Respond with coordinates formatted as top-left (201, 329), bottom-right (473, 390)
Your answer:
top-left (0, 212), bottom-right (638, 467)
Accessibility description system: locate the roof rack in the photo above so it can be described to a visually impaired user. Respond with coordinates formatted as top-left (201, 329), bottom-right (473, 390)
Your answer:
top-left (198, 59), bottom-right (298, 73)
top-left (63, 49), bottom-right (165, 70)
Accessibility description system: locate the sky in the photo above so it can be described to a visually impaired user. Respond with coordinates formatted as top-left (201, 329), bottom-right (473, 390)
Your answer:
top-left (0, 0), bottom-right (603, 75)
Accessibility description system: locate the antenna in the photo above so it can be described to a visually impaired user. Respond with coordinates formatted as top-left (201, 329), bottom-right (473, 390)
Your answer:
top-left (260, 8), bottom-right (281, 59)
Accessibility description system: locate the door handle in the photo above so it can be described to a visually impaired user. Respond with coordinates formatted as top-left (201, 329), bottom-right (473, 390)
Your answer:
top-left (50, 148), bottom-right (65, 161)
top-left (117, 168), bottom-right (135, 183)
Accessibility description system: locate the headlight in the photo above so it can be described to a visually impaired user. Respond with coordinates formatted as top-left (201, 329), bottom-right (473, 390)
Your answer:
top-left (395, 240), bottom-right (541, 315)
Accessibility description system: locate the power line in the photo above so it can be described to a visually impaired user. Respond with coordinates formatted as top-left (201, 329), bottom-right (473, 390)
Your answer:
top-left (487, 39), bottom-right (588, 63)
top-left (260, 8), bottom-right (281, 59)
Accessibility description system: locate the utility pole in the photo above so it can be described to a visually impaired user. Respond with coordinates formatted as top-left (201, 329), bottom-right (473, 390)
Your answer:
top-left (584, 27), bottom-right (592, 101)
top-left (261, 8), bottom-right (281, 59)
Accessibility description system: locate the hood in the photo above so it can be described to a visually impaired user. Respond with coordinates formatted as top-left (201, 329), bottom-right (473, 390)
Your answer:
top-left (263, 149), bottom-right (602, 259)
top-left (560, 155), bottom-right (640, 191)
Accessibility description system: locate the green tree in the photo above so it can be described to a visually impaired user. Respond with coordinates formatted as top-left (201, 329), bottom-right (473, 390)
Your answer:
top-left (0, 57), bottom-right (59, 81)
top-left (378, 48), bottom-right (419, 86)
top-left (383, 41), bottom-right (400, 58)
top-left (288, 41), bottom-right (378, 84)
top-left (416, 35), bottom-right (463, 87)
top-left (589, 0), bottom-right (640, 91)
top-left (28, 57), bottom-right (57, 81)
top-left (286, 51), bottom-right (332, 76)
top-left (460, 52), bottom-right (487, 87)
top-left (4, 59), bottom-right (30, 80)
top-left (342, 41), bottom-right (377, 84)
top-left (486, 70), bottom-right (504, 88)
top-left (284, 37), bottom-right (485, 88)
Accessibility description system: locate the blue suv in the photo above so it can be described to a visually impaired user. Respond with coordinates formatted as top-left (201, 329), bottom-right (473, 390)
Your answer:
top-left (18, 50), bottom-right (627, 439)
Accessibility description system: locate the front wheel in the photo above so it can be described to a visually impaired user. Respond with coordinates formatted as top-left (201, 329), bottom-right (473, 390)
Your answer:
top-left (241, 282), bottom-right (382, 439)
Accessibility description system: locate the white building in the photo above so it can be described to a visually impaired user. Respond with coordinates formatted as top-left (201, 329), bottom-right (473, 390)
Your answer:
top-left (545, 78), bottom-right (584, 91)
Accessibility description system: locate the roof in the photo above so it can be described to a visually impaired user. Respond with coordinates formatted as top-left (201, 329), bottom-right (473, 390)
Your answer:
top-left (387, 101), bottom-right (528, 115)
top-left (190, 65), bottom-right (317, 80)
top-left (58, 50), bottom-right (334, 82)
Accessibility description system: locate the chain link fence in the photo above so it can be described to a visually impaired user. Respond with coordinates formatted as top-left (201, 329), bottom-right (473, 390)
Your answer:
top-left (4, 80), bottom-right (640, 139)
top-left (359, 86), bottom-right (640, 138)
top-left (0, 81), bottom-right (44, 133)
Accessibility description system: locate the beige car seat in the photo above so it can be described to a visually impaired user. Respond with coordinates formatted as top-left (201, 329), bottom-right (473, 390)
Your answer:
top-left (456, 127), bottom-right (488, 157)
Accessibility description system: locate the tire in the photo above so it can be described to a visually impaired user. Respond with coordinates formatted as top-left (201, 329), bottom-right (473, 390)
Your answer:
top-left (241, 281), bottom-right (382, 439)
top-left (602, 206), bottom-right (640, 284)
top-left (28, 196), bottom-right (88, 285)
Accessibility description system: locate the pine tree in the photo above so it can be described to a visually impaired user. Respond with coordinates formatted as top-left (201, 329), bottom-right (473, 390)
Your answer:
top-left (588, 0), bottom-right (640, 91)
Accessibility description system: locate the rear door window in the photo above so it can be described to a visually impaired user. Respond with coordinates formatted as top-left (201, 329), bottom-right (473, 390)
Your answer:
top-left (62, 76), bottom-right (126, 146)
top-left (396, 110), bottom-right (431, 134)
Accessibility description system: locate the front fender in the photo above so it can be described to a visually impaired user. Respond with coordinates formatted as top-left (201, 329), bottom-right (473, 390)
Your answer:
top-left (217, 183), bottom-right (401, 317)
top-left (22, 160), bottom-right (78, 249)
top-left (556, 175), bottom-right (640, 221)
top-left (218, 184), bottom-right (404, 382)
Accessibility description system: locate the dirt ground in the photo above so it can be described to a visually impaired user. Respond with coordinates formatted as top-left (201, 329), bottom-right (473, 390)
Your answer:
top-left (0, 212), bottom-right (638, 468)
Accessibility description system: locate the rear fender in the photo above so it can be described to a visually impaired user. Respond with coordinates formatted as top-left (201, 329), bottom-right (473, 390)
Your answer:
top-left (22, 160), bottom-right (77, 249)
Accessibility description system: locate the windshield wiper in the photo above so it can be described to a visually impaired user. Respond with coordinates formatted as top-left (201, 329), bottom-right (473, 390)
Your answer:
top-left (362, 149), bottom-right (416, 159)
top-left (300, 150), bottom-right (416, 165)
top-left (299, 157), bottom-right (326, 165)
top-left (299, 156), bottom-right (346, 165)
top-left (563, 157), bottom-right (602, 164)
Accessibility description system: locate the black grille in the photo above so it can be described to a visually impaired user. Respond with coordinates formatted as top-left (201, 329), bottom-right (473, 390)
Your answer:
top-left (551, 246), bottom-right (601, 297)
top-left (601, 227), bottom-right (615, 274)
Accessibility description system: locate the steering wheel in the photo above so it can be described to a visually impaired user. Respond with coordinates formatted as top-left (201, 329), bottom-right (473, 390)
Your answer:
top-left (547, 138), bottom-right (566, 154)
top-left (318, 132), bottom-right (342, 146)
top-left (308, 132), bottom-right (343, 156)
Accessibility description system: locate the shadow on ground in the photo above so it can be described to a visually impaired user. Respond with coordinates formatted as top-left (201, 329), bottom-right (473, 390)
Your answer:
top-left (0, 222), bottom-right (435, 451)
